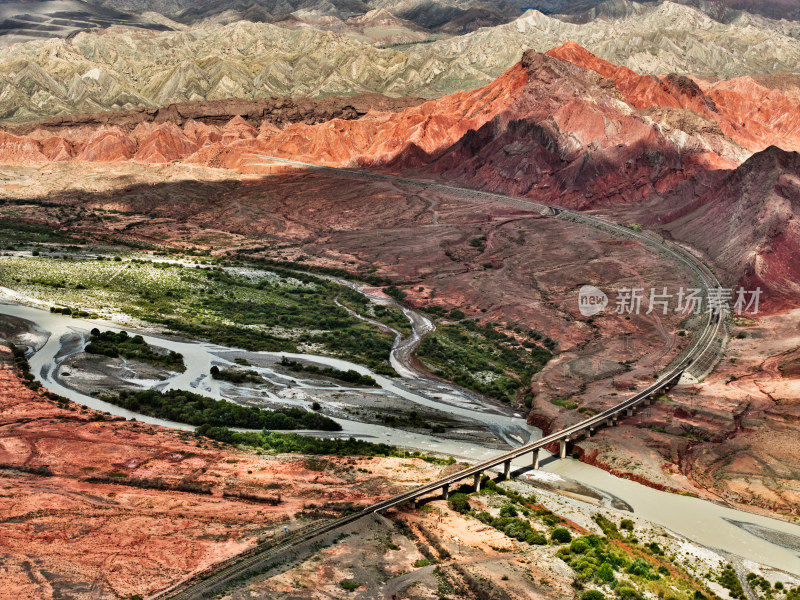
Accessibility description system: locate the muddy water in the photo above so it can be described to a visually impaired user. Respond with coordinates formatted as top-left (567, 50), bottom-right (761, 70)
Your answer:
top-left (544, 459), bottom-right (800, 575)
top-left (3, 300), bottom-right (800, 575)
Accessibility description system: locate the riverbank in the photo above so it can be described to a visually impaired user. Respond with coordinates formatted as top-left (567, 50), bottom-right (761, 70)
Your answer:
top-left (2, 299), bottom-right (800, 576)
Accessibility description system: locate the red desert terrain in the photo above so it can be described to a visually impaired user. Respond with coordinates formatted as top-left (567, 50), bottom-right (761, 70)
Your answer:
top-left (0, 346), bottom-right (442, 599)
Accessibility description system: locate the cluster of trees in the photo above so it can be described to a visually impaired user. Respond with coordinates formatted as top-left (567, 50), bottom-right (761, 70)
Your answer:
top-left (474, 508), bottom-right (548, 545)
top-left (556, 532), bottom-right (669, 596)
top-left (279, 357), bottom-right (378, 387)
top-left (338, 288), bottom-right (411, 335)
top-left (210, 365), bottom-right (261, 383)
top-left (85, 329), bottom-right (185, 371)
top-left (383, 285), bottom-right (407, 301)
top-left (10, 345), bottom-right (39, 389)
top-left (313, 328), bottom-right (394, 376)
top-left (196, 426), bottom-right (398, 457)
top-left (101, 389), bottom-right (341, 431)
top-left (0, 217), bottom-right (75, 244)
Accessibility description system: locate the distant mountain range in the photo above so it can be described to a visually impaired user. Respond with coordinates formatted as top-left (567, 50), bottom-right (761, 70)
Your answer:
top-left (1, 1), bottom-right (800, 122)
top-left (3, 0), bottom-right (800, 47)
top-left (0, 0), bottom-right (174, 45)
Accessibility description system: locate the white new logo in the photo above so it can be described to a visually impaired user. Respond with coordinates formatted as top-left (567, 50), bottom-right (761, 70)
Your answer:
top-left (578, 285), bottom-right (608, 317)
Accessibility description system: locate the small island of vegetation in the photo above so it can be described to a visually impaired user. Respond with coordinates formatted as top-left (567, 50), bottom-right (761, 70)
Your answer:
top-left (85, 329), bottom-right (185, 372)
top-left (97, 388), bottom-right (341, 431)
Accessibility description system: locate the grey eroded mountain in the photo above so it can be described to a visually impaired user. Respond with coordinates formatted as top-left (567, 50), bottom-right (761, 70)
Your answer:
top-left (0, 0), bottom-right (176, 45)
top-left (1, 1), bottom-right (799, 122)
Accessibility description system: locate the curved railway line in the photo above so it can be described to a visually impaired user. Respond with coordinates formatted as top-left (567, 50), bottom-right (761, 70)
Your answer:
top-left (159, 158), bottom-right (727, 600)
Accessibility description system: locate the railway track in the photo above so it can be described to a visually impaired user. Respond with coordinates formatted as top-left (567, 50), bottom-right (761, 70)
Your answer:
top-left (160, 158), bottom-right (727, 600)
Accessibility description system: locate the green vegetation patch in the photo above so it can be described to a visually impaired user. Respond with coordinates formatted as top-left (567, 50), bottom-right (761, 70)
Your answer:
top-left (0, 217), bottom-right (78, 246)
top-left (337, 287), bottom-right (412, 336)
top-left (99, 389), bottom-right (341, 431)
top-left (86, 328), bottom-right (185, 371)
top-left (0, 258), bottom-right (395, 373)
top-left (417, 319), bottom-right (552, 403)
top-left (210, 365), bottom-right (261, 383)
top-left (279, 357), bottom-right (378, 387)
top-left (340, 580), bottom-right (360, 592)
top-left (447, 492), bottom-right (471, 514)
top-left (717, 565), bottom-right (745, 599)
top-left (197, 426), bottom-right (399, 456)
top-left (475, 510), bottom-right (541, 544)
top-left (556, 517), bottom-right (713, 600)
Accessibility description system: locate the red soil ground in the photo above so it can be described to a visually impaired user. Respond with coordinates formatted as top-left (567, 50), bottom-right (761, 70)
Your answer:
top-left (0, 346), bottom-right (443, 599)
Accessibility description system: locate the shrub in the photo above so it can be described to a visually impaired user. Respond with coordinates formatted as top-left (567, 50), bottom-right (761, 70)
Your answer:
top-left (551, 528), bottom-right (572, 544)
top-left (414, 558), bottom-right (431, 568)
top-left (617, 586), bottom-right (641, 599)
top-left (570, 538), bottom-right (590, 554)
top-left (499, 504), bottom-right (518, 517)
top-left (620, 519), bottom-right (634, 531)
top-left (526, 533), bottom-right (547, 545)
top-left (582, 591), bottom-right (606, 600)
top-left (340, 580), bottom-right (360, 591)
top-left (447, 493), bottom-right (471, 514)
top-left (593, 513), bottom-right (620, 538)
top-left (597, 562), bottom-right (615, 583)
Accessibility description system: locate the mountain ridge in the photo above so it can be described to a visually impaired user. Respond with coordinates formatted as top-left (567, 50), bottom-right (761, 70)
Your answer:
top-left (1, 2), bottom-right (800, 122)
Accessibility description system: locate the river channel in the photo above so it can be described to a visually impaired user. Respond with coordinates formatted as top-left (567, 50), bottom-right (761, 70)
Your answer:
top-left (1, 295), bottom-right (799, 575)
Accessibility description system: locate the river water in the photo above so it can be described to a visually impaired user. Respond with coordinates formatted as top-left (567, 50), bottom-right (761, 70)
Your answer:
top-left (1, 299), bottom-right (799, 575)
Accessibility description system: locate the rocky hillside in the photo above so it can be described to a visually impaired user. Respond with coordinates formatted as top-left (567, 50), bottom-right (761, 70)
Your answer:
top-left (0, 46), bottom-right (754, 188)
top-left (87, 0), bottom-right (528, 29)
top-left (1, 2), bottom-right (800, 122)
top-left (533, 0), bottom-right (800, 23)
top-left (548, 42), bottom-right (800, 154)
top-left (660, 147), bottom-right (800, 309)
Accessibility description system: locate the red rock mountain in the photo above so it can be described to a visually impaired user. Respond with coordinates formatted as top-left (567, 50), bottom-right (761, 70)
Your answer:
top-left (2, 43), bottom-right (800, 306)
top-left (547, 42), bottom-right (800, 154)
top-left (0, 46), bottom-right (753, 201)
top-left (5, 44), bottom-right (800, 181)
top-left (660, 147), bottom-right (800, 310)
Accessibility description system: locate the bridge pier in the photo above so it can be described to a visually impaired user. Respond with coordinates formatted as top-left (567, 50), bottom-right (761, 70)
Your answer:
top-left (606, 418), bottom-right (615, 427)
top-left (626, 408), bottom-right (633, 417)
top-left (503, 460), bottom-right (511, 479)
top-left (442, 483), bottom-right (450, 499)
top-left (532, 449), bottom-right (540, 470)
top-left (559, 440), bottom-right (567, 459)
top-left (473, 472), bottom-right (482, 492)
